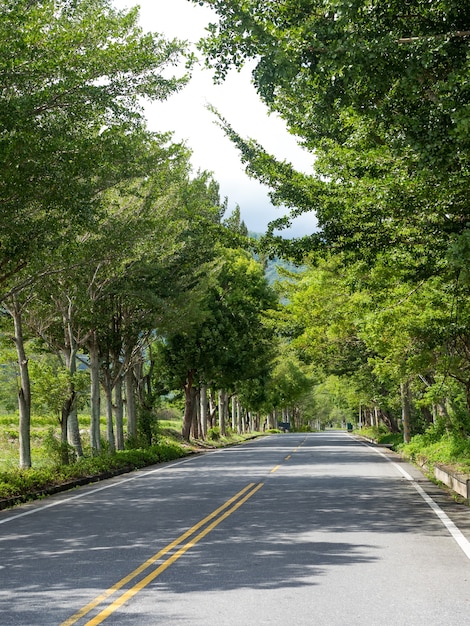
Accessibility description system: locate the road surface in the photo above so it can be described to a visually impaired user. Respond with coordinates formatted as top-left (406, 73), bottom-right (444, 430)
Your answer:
top-left (1, 432), bottom-right (469, 625)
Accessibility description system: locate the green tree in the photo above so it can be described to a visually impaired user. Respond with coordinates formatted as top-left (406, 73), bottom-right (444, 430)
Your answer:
top-left (264, 346), bottom-right (312, 429)
top-left (279, 251), bottom-right (470, 437)
top-left (193, 1), bottom-right (470, 436)
top-left (193, 1), bottom-right (469, 273)
top-left (29, 358), bottom-right (89, 464)
top-left (11, 136), bottom-right (212, 459)
top-left (278, 257), bottom-right (403, 433)
top-left (158, 246), bottom-right (278, 440)
top-left (0, 0), bottom-right (190, 299)
top-left (223, 205), bottom-right (249, 237)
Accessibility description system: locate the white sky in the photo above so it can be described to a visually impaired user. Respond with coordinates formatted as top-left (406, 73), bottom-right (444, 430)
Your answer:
top-left (112, 0), bottom-right (316, 237)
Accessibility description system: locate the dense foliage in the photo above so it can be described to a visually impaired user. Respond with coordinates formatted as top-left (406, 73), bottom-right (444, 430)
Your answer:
top-left (0, 0), bottom-right (295, 471)
top-left (191, 0), bottom-right (470, 443)
top-left (2, 0), bottom-right (469, 482)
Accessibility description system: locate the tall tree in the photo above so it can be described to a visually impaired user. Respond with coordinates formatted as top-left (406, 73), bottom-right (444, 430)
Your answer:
top-left (0, 0), bottom-right (190, 299)
top-left (12, 134), bottom-right (202, 458)
top-left (192, 1), bottom-right (469, 272)
top-left (159, 246), bottom-right (278, 440)
top-left (192, 0), bottom-right (470, 435)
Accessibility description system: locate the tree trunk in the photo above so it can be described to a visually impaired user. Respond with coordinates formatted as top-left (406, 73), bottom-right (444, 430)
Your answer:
top-left (10, 298), bottom-right (32, 469)
top-left (191, 388), bottom-right (200, 439)
top-left (420, 405), bottom-right (434, 427)
top-left (231, 395), bottom-right (237, 431)
top-left (59, 404), bottom-right (71, 465)
top-left (64, 347), bottom-right (83, 458)
top-left (379, 408), bottom-right (400, 433)
top-left (248, 411), bottom-right (254, 432)
top-left (89, 332), bottom-right (101, 453)
top-left (60, 369), bottom-right (76, 465)
top-left (218, 390), bottom-right (227, 436)
top-left (125, 365), bottom-right (137, 441)
top-left (400, 381), bottom-right (412, 443)
top-left (237, 399), bottom-right (243, 434)
top-left (182, 370), bottom-right (196, 441)
top-left (200, 385), bottom-right (208, 439)
top-left (208, 389), bottom-right (217, 429)
top-left (67, 405), bottom-right (83, 458)
top-left (435, 400), bottom-right (450, 427)
top-left (103, 370), bottom-right (115, 453)
top-left (114, 373), bottom-right (124, 450)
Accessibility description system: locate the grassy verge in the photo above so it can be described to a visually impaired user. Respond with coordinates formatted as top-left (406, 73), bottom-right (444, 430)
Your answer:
top-left (358, 423), bottom-right (470, 478)
top-left (0, 412), bottom-right (267, 506)
top-left (0, 438), bottom-right (186, 502)
top-left (397, 430), bottom-right (470, 475)
top-left (357, 425), bottom-right (404, 448)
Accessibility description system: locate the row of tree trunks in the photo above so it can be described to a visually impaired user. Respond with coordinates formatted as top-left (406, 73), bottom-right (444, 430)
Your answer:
top-left (359, 377), bottom-right (451, 438)
top-left (180, 383), bottom-right (267, 441)
top-left (7, 296), bottom-right (147, 464)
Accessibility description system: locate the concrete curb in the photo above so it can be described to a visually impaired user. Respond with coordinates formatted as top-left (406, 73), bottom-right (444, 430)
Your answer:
top-left (434, 463), bottom-right (470, 500)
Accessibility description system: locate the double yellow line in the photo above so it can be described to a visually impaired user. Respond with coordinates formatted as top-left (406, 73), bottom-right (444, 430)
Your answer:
top-left (61, 482), bottom-right (264, 626)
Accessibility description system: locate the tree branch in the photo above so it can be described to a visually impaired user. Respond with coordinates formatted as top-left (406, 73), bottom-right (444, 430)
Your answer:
top-left (398, 31), bottom-right (470, 44)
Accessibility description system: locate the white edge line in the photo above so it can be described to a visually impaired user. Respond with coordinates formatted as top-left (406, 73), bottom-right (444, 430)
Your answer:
top-left (0, 454), bottom-right (201, 526)
top-left (370, 443), bottom-right (470, 561)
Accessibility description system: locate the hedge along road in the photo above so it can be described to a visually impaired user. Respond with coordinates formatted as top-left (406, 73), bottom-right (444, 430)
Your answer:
top-left (1, 433), bottom-right (470, 625)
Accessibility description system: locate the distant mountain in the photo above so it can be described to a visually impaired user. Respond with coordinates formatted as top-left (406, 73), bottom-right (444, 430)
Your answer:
top-left (265, 257), bottom-right (301, 284)
top-left (248, 231), bottom-right (303, 284)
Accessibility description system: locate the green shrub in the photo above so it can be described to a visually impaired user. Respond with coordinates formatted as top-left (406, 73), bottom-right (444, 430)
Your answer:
top-left (43, 428), bottom-right (77, 466)
top-left (2, 429), bottom-right (18, 440)
top-left (0, 481), bottom-right (17, 498)
top-left (0, 467), bottom-right (58, 499)
top-left (0, 438), bottom-right (189, 501)
top-left (399, 429), bottom-right (470, 472)
top-left (377, 432), bottom-right (403, 446)
top-left (360, 424), bottom-right (388, 440)
top-left (207, 426), bottom-right (221, 441)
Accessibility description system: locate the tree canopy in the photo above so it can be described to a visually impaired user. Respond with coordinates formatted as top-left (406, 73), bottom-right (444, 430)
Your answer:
top-left (193, 0), bottom-right (469, 274)
top-left (2, 0), bottom-right (470, 468)
top-left (0, 0), bottom-right (190, 298)
top-left (186, 0), bottom-right (470, 440)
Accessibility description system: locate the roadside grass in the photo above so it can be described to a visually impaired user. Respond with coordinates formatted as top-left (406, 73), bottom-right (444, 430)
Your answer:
top-left (359, 423), bottom-right (470, 475)
top-left (397, 430), bottom-right (470, 474)
top-left (0, 439), bottom-right (188, 501)
top-left (0, 412), bottom-right (266, 505)
top-left (358, 425), bottom-right (403, 448)
top-left (0, 412), bottom-right (96, 471)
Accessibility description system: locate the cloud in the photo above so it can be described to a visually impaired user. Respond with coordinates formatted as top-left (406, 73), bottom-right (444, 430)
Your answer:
top-left (114, 0), bottom-right (315, 237)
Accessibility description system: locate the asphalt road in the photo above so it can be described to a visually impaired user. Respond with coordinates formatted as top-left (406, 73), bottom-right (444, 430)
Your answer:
top-left (1, 432), bottom-right (470, 625)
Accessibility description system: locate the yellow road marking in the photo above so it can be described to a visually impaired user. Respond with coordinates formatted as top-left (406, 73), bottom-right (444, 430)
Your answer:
top-left (271, 465), bottom-right (281, 473)
top-left (285, 455), bottom-right (292, 460)
top-left (61, 482), bottom-right (262, 626)
top-left (84, 482), bottom-right (264, 625)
